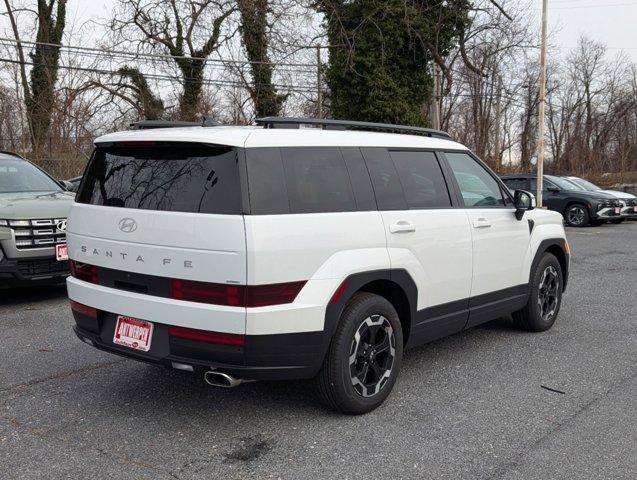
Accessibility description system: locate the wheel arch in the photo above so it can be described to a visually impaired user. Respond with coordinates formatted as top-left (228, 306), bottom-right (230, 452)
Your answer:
top-left (322, 270), bottom-right (417, 359)
top-left (531, 238), bottom-right (570, 292)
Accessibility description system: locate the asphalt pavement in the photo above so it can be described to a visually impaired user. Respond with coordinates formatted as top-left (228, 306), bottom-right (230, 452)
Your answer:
top-left (1, 223), bottom-right (635, 479)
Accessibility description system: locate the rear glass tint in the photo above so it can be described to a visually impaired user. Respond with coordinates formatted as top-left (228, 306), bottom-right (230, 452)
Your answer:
top-left (280, 147), bottom-right (356, 214)
top-left (389, 151), bottom-right (451, 208)
top-left (77, 143), bottom-right (241, 214)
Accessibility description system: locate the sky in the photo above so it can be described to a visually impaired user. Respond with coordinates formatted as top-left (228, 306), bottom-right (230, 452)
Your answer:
top-left (5, 0), bottom-right (637, 61)
top-left (61, 1), bottom-right (636, 56)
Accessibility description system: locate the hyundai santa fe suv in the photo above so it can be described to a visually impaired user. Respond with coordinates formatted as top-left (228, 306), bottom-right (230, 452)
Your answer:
top-left (0, 152), bottom-right (74, 286)
top-left (67, 117), bottom-right (570, 414)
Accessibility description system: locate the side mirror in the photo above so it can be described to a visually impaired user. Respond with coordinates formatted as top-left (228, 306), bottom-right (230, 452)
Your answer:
top-left (514, 190), bottom-right (536, 220)
top-left (547, 186), bottom-right (560, 193)
top-left (59, 180), bottom-right (74, 191)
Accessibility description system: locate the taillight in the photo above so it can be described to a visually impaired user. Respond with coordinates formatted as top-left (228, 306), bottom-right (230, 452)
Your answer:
top-left (168, 326), bottom-right (245, 346)
top-left (69, 260), bottom-right (99, 284)
top-left (70, 300), bottom-right (97, 318)
top-left (171, 279), bottom-right (243, 306)
top-left (170, 280), bottom-right (306, 307)
top-left (245, 281), bottom-right (307, 307)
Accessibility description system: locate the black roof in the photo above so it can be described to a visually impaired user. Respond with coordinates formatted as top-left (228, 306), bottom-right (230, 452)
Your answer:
top-left (500, 173), bottom-right (536, 178)
top-left (255, 117), bottom-right (453, 140)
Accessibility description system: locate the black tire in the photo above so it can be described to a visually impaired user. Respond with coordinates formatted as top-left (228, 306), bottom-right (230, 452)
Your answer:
top-left (512, 253), bottom-right (563, 332)
top-left (315, 292), bottom-right (403, 415)
top-left (564, 203), bottom-right (590, 227)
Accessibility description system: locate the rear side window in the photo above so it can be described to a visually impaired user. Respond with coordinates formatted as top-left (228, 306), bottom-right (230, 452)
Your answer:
top-left (389, 151), bottom-right (451, 208)
top-left (77, 143), bottom-right (241, 214)
top-left (280, 147), bottom-right (356, 214)
top-left (361, 148), bottom-right (407, 211)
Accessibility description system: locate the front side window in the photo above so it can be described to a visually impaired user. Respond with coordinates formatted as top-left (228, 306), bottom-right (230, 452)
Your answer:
top-left (445, 152), bottom-right (506, 208)
top-left (389, 151), bottom-right (451, 208)
top-left (0, 157), bottom-right (62, 193)
top-left (77, 143), bottom-right (241, 214)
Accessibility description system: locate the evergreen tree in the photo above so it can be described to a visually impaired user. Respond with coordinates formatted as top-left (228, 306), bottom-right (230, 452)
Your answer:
top-left (316, 0), bottom-right (470, 126)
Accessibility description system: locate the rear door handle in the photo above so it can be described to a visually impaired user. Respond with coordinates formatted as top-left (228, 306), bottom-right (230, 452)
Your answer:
top-left (473, 218), bottom-right (492, 229)
top-left (390, 221), bottom-right (416, 234)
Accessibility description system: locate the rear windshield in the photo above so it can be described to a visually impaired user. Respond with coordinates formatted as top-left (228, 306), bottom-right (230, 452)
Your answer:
top-left (77, 143), bottom-right (241, 215)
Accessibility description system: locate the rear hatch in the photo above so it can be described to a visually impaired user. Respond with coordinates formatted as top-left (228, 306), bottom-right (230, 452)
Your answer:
top-left (67, 141), bottom-right (246, 311)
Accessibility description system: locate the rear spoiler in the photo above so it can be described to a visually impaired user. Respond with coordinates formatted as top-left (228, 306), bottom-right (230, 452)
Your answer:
top-left (130, 117), bottom-right (222, 130)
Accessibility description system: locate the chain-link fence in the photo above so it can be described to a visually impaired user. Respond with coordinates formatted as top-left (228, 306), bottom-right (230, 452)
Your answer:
top-left (1, 135), bottom-right (92, 180)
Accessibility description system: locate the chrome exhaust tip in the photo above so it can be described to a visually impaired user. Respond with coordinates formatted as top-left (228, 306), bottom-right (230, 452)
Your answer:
top-left (204, 370), bottom-right (243, 388)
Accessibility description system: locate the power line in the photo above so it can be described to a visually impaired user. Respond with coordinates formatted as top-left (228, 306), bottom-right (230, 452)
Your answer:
top-left (0, 37), bottom-right (319, 69)
top-left (540, 1), bottom-right (637, 9)
top-left (0, 57), bottom-right (319, 94)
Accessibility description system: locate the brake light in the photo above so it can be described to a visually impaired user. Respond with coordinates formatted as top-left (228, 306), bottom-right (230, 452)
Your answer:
top-left (246, 281), bottom-right (307, 307)
top-left (171, 279), bottom-right (243, 306)
top-left (170, 280), bottom-right (306, 307)
top-left (70, 300), bottom-right (97, 318)
top-left (168, 326), bottom-right (245, 346)
top-left (69, 260), bottom-right (98, 284)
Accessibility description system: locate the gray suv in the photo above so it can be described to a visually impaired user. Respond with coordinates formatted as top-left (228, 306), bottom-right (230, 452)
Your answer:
top-left (0, 152), bottom-right (75, 285)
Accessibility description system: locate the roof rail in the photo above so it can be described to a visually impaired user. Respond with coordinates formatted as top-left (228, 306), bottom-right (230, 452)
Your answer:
top-left (131, 120), bottom-right (200, 130)
top-left (130, 117), bottom-right (222, 130)
top-left (255, 117), bottom-right (452, 140)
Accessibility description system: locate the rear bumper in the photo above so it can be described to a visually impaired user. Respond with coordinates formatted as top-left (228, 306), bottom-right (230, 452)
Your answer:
top-left (72, 312), bottom-right (324, 381)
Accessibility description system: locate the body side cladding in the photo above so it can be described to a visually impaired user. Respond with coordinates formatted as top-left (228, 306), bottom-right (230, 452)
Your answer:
top-left (321, 269), bottom-right (417, 373)
top-left (531, 238), bottom-right (570, 292)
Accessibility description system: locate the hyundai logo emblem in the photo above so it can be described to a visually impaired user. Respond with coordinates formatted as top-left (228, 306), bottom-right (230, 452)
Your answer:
top-left (118, 217), bottom-right (138, 233)
top-left (55, 219), bottom-right (67, 232)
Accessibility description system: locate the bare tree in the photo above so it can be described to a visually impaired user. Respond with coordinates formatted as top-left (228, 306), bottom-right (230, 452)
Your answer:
top-left (2, 0), bottom-right (67, 157)
top-left (111, 0), bottom-right (235, 121)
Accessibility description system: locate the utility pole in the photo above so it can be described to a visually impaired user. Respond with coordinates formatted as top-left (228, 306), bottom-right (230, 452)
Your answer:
top-left (316, 45), bottom-right (323, 118)
top-left (493, 73), bottom-right (503, 171)
top-left (536, 0), bottom-right (549, 207)
top-left (430, 63), bottom-right (441, 130)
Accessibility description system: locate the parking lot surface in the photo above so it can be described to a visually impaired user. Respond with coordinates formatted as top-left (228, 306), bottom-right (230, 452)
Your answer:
top-left (1, 223), bottom-right (636, 480)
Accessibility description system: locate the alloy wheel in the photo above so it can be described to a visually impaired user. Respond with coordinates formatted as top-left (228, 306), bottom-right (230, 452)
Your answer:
top-left (567, 206), bottom-right (586, 226)
top-left (537, 265), bottom-right (560, 322)
top-left (349, 315), bottom-right (396, 397)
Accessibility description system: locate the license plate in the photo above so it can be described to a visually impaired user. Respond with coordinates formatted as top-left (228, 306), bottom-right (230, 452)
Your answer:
top-left (634, 206), bottom-right (637, 213)
top-left (615, 207), bottom-right (621, 215)
top-left (56, 243), bottom-right (68, 261)
top-left (113, 316), bottom-right (154, 352)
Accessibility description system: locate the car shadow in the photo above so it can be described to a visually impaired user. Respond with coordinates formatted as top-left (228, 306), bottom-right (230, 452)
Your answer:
top-left (0, 283), bottom-right (68, 306)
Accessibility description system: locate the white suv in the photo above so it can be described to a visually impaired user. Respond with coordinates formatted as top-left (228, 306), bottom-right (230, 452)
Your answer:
top-left (67, 117), bottom-right (570, 414)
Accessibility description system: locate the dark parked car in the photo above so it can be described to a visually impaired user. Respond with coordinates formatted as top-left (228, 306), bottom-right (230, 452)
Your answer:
top-left (67, 176), bottom-right (82, 192)
top-left (500, 174), bottom-right (621, 227)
